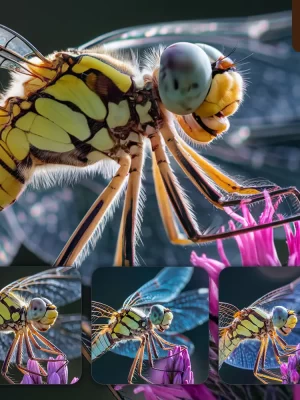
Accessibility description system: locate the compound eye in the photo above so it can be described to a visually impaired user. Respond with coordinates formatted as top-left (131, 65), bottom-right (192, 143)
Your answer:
top-left (28, 298), bottom-right (47, 321)
top-left (158, 42), bottom-right (212, 115)
top-left (196, 44), bottom-right (224, 63)
top-left (149, 305), bottom-right (165, 325)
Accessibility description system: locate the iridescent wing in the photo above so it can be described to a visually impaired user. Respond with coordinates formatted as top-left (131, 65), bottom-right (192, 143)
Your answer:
top-left (219, 302), bottom-right (241, 329)
top-left (250, 276), bottom-right (300, 313)
top-left (122, 267), bottom-right (193, 308)
top-left (111, 332), bottom-right (194, 360)
top-left (0, 313), bottom-right (82, 361)
top-left (1, 267), bottom-right (81, 307)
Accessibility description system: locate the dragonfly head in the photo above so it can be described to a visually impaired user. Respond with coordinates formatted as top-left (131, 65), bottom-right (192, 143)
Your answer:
top-left (149, 305), bottom-right (173, 332)
top-left (158, 42), bottom-right (243, 143)
top-left (27, 297), bottom-right (58, 332)
top-left (272, 306), bottom-right (298, 335)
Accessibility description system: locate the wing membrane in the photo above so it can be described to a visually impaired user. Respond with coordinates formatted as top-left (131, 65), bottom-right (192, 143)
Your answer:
top-left (219, 302), bottom-right (241, 329)
top-left (123, 267), bottom-right (193, 308)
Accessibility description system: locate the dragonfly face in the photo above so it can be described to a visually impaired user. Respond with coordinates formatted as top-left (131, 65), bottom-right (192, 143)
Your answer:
top-left (272, 306), bottom-right (298, 335)
top-left (0, 267), bottom-right (82, 384)
top-left (91, 267), bottom-right (209, 384)
top-left (27, 297), bottom-right (59, 332)
top-left (1, 21), bottom-right (300, 268)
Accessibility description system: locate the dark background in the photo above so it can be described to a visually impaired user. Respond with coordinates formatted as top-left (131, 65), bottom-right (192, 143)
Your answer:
top-left (0, 0), bottom-right (294, 398)
top-left (219, 267), bottom-right (300, 385)
top-left (0, 266), bottom-right (81, 384)
top-left (91, 267), bottom-right (209, 384)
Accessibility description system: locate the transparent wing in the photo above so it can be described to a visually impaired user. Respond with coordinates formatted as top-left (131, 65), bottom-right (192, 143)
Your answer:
top-left (141, 288), bottom-right (209, 334)
top-left (122, 267), bottom-right (193, 308)
top-left (219, 302), bottom-right (241, 329)
top-left (0, 24), bottom-right (50, 75)
top-left (0, 313), bottom-right (82, 362)
top-left (2, 267), bottom-right (81, 307)
top-left (249, 277), bottom-right (300, 313)
top-left (111, 333), bottom-right (194, 360)
top-left (224, 329), bottom-right (300, 370)
top-left (0, 208), bottom-right (22, 265)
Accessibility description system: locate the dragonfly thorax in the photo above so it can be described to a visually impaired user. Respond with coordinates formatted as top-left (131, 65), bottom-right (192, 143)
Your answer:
top-left (0, 293), bottom-right (26, 332)
top-left (27, 297), bottom-right (58, 332)
top-left (149, 304), bottom-right (173, 332)
top-left (272, 306), bottom-right (298, 335)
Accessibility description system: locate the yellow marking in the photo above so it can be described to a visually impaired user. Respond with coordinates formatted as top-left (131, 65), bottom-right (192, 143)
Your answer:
top-left (35, 98), bottom-right (90, 140)
top-left (0, 142), bottom-right (16, 169)
top-left (88, 128), bottom-right (115, 151)
top-left (16, 112), bottom-right (36, 132)
top-left (111, 333), bottom-right (118, 340)
top-left (0, 315), bottom-right (3, 325)
top-left (136, 102), bottom-right (153, 124)
top-left (236, 325), bottom-right (252, 337)
top-left (122, 316), bottom-right (139, 330)
top-left (249, 314), bottom-right (264, 328)
top-left (6, 128), bottom-right (30, 160)
top-left (20, 101), bottom-right (32, 110)
top-left (287, 314), bottom-right (297, 328)
top-left (13, 104), bottom-right (21, 117)
top-left (128, 311), bottom-right (141, 322)
top-left (225, 336), bottom-right (231, 347)
top-left (229, 344), bottom-right (236, 351)
top-left (41, 309), bottom-right (58, 325)
top-left (232, 338), bottom-right (240, 346)
top-left (2, 177), bottom-right (23, 199)
top-left (0, 302), bottom-right (10, 320)
top-left (12, 312), bottom-right (20, 322)
top-left (241, 320), bottom-right (259, 333)
top-left (1, 127), bottom-right (12, 142)
top-left (28, 61), bottom-right (56, 79)
top-left (107, 101), bottom-right (130, 128)
top-left (44, 75), bottom-right (107, 120)
top-left (61, 63), bottom-right (69, 74)
top-left (72, 55), bottom-right (132, 93)
top-left (254, 308), bottom-right (268, 318)
top-left (28, 134), bottom-right (75, 152)
top-left (87, 151), bottom-right (110, 163)
top-left (0, 114), bottom-right (10, 125)
top-left (25, 114), bottom-right (72, 144)
top-left (233, 330), bottom-right (237, 337)
top-left (114, 322), bottom-right (130, 336)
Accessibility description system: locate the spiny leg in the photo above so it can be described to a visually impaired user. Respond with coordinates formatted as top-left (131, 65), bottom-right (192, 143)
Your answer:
top-left (16, 332), bottom-right (46, 378)
top-left (256, 336), bottom-right (282, 382)
top-left (150, 131), bottom-right (300, 244)
top-left (54, 153), bottom-right (131, 266)
top-left (1, 335), bottom-right (20, 384)
top-left (274, 333), bottom-right (297, 356)
top-left (127, 338), bottom-right (142, 384)
top-left (161, 123), bottom-right (300, 209)
top-left (137, 336), bottom-right (153, 384)
top-left (253, 338), bottom-right (268, 384)
top-left (114, 142), bottom-right (144, 266)
top-left (151, 144), bottom-right (192, 245)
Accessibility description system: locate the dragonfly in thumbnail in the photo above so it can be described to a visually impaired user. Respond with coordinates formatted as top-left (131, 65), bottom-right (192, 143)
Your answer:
top-left (0, 267), bottom-right (81, 384)
top-left (219, 276), bottom-right (300, 383)
top-left (91, 267), bottom-right (208, 383)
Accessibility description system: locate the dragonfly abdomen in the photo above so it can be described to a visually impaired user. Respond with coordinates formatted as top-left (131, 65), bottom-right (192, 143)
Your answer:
top-left (219, 307), bottom-right (269, 366)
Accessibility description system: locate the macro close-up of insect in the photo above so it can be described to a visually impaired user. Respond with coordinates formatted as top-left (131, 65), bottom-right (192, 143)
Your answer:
top-left (0, 266), bottom-right (82, 384)
top-left (0, 11), bottom-right (300, 271)
top-left (219, 268), bottom-right (300, 385)
top-left (90, 267), bottom-right (209, 384)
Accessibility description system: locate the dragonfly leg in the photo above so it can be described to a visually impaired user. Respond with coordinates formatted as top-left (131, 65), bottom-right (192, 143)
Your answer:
top-left (54, 153), bottom-right (131, 266)
top-left (161, 122), bottom-right (300, 209)
top-left (16, 334), bottom-right (46, 377)
top-left (127, 338), bottom-right (142, 384)
top-left (150, 131), bottom-right (300, 245)
top-left (274, 333), bottom-right (297, 356)
top-left (114, 140), bottom-right (144, 266)
top-left (255, 336), bottom-right (282, 383)
top-left (137, 336), bottom-right (154, 384)
top-left (1, 334), bottom-right (20, 384)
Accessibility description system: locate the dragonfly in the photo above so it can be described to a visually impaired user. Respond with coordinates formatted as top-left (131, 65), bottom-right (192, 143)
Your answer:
top-left (0, 266), bottom-right (81, 384)
top-left (1, 11), bottom-right (300, 269)
top-left (91, 267), bottom-right (208, 383)
top-left (219, 275), bottom-right (300, 384)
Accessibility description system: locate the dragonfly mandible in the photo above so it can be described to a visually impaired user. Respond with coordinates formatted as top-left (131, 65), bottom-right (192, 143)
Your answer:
top-left (91, 267), bottom-right (208, 384)
top-left (0, 267), bottom-right (81, 384)
top-left (0, 16), bottom-right (300, 268)
top-left (219, 275), bottom-right (300, 384)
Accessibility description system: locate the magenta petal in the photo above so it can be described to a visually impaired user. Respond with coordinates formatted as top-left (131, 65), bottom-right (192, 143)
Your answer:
top-left (27, 359), bottom-right (43, 385)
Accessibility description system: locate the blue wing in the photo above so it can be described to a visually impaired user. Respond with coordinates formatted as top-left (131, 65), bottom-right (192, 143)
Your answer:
top-left (224, 328), bottom-right (300, 370)
top-left (123, 267), bottom-right (193, 308)
top-left (111, 333), bottom-right (194, 360)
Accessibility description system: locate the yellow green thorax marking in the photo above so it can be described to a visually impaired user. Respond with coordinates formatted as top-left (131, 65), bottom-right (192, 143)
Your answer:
top-left (0, 292), bottom-right (23, 328)
top-left (72, 55), bottom-right (132, 93)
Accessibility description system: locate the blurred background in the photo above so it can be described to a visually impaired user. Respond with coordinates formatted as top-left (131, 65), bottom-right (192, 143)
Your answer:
top-left (219, 267), bottom-right (300, 384)
top-left (91, 267), bottom-right (209, 384)
top-left (0, 266), bottom-right (81, 384)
